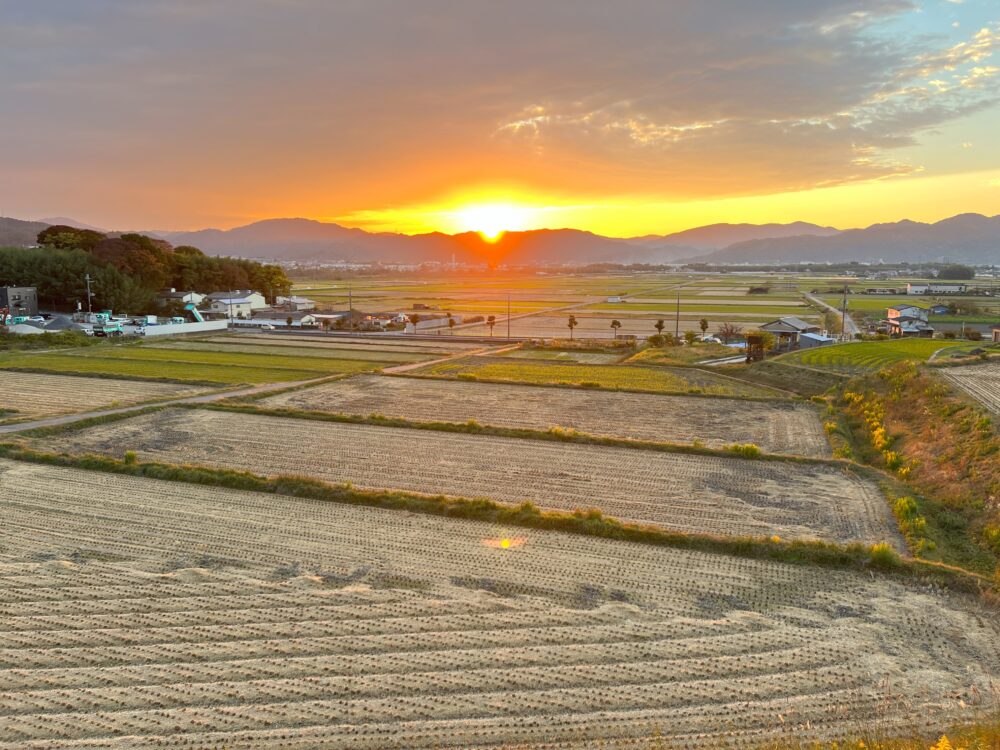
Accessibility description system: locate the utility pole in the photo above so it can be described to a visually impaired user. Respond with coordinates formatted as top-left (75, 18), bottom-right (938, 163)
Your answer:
top-left (674, 292), bottom-right (680, 338)
top-left (841, 284), bottom-right (848, 341)
top-left (84, 273), bottom-right (94, 314)
top-left (347, 282), bottom-right (353, 334)
top-left (506, 292), bottom-right (511, 341)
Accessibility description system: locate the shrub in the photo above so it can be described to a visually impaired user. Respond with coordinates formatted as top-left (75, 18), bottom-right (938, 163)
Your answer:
top-left (868, 542), bottom-right (902, 569)
top-left (726, 443), bottom-right (761, 459)
top-left (123, 450), bottom-right (138, 465)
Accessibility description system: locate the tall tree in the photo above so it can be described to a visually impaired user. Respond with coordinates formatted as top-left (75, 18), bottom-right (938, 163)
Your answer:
top-left (610, 319), bottom-right (621, 338)
top-left (567, 315), bottom-right (578, 340)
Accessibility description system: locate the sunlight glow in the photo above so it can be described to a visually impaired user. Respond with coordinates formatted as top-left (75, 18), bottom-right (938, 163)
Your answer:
top-left (452, 203), bottom-right (533, 241)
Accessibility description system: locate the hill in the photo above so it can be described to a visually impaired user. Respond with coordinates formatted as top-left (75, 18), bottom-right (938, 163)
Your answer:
top-left (629, 221), bottom-right (839, 251)
top-left (0, 217), bottom-right (49, 247)
top-left (697, 213), bottom-right (1000, 264)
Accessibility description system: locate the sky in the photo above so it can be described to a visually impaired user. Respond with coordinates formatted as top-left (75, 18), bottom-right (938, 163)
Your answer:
top-left (1, 0), bottom-right (999, 237)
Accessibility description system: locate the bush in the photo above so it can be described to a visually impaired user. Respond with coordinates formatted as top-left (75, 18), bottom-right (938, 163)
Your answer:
top-left (726, 443), bottom-right (762, 459)
top-left (868, 542), bottom-right (902, 569)
top-left (647, 334), bottom-right (666, 347)
top-left (123, 450), bottom-right (138, 465)
top-left (966, 330), bottom-right (982, 341)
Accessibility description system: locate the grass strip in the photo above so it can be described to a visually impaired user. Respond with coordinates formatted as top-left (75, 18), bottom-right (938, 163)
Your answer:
top-left (0, 443), bottom-right (994, 602)
top-left (0, 365), bottom-right (224, 388)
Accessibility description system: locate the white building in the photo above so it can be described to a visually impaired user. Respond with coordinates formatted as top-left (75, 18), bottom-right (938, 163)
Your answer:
top-left (249, 309), bottom-right (318, 327)
top-left (907, 283), bottom-right (968, 295)
top-left (205, 291), bottom-right (268, 318)
top-left (158, 289), bottom-right (205, 306)
top-left (275, 295), bottom-right (316, 311)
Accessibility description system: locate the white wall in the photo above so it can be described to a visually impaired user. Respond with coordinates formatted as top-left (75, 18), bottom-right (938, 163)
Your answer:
top-left (143, 320), bottom-right (229, 337)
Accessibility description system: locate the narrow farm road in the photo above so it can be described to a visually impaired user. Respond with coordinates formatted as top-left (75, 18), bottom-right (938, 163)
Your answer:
top-left (381, 343), bottom-right (515, 374)
top-left (804, 292), bottom-right (858, 338)
top-left (0, 374), bottom-right (339, 435)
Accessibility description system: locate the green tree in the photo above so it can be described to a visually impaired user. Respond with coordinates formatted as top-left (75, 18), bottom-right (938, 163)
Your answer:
top-left (487, 314), bottom-right (496, 337)
top-left (936, 264), bottom-right (975, 280)
top-left (699, 318), bottom-right (709, 334)
top-left (610, 319), bottom-right (621, 339)
top-left (447, 313), bottom-right (456, 335)
top-left (654, 319), bottom-right (665, 336)
top-left (410, 313), bottom-right (421, 333)
top-left (567, 315), bottom-right (578, 340)
top-left (684, 330), bottom-right (698, 345)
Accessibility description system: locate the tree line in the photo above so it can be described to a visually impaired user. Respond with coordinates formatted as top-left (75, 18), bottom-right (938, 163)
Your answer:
top-left (0, 226), bottom-right (291, 314)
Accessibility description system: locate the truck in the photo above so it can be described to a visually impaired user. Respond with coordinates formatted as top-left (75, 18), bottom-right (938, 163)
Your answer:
top-left (93, 320), bottom-right (125, 337)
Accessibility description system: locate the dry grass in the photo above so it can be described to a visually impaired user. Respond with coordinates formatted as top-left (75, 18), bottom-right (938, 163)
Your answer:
top-left (258, 374), bottom-right (831, 456)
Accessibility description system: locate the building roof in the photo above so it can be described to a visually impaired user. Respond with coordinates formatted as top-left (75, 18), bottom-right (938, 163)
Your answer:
top-left (206, 290), bottom-right (260, 301)
top-left (160, 290), bottom-right (201, 299)
top-left (760, 316), bottom-right (819, 333)
top-left (888, 304), bottom-right (926, 312)
top-left (800, 332), bottom-right (835, 342)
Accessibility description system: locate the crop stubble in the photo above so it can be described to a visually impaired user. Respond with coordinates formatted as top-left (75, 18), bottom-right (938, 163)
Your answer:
top-left (39, 408), bottom-right (900, 547)
top-left (0, 459), bottom-right (996, 749)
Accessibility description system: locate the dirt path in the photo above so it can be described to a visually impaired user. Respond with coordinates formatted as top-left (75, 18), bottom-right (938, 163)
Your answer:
top-left (380, 343), bottom-right (516, 373)
top-left (804, 292), bottom-right (858, 337)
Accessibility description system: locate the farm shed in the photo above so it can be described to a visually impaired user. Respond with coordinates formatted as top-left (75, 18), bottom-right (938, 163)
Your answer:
top-left (993, 325), bottom-right (1000, 343)
top-left (798, 332), bottom-right (835, 349)
top-left (250, 309), bottom-right (318, 327)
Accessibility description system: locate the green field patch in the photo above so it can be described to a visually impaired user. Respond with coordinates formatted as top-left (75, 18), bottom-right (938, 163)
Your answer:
top-left (777, 339), bottom-right (983, 374)
top-left (145, 340), bottom-right (429, 363)
top-left (627, 342), bottom-right (737, 365)
top-left (493, 348), bottom-right (625, 364)
top-left (411, 355), bottom-right (781, 397)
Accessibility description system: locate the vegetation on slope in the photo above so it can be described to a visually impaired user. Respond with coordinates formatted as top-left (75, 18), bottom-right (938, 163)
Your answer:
top-left (830, 362), bottom-right (999, 575)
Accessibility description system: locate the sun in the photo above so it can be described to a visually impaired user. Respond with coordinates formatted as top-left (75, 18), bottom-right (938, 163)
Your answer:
top-left (453, 203), bottom-right (531, 242)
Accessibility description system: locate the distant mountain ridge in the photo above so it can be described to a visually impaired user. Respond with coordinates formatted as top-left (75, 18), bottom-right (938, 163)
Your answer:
top-left (695, 213), bottom-right (1000, 264)
top-left (3, 213), bottom-right (998, 264)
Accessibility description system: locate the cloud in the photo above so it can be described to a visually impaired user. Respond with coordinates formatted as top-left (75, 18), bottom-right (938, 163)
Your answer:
top-left (0, 0), bottom-right (998, 226)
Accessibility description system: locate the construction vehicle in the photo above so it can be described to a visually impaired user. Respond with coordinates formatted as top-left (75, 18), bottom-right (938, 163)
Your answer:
top-left (93, 319), bottom-right (125, 337)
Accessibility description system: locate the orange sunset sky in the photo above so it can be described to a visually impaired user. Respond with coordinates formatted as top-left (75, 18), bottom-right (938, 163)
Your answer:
top-left (2, 1), bottom-right (999, 237)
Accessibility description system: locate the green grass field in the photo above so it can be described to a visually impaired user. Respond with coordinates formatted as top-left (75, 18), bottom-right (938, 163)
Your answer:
top-left (145, 340), bottom-right (428, 363)
top-left (411, 355), bottom-right (781, 397)
top-left (776, 339), bottom-right (985, 374)
top-left (0, 341), bottom-right (402, 385)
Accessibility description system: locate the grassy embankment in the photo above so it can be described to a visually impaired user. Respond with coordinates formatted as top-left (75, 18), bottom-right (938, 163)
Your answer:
top-left (828, 361), bottom-right (999, 576)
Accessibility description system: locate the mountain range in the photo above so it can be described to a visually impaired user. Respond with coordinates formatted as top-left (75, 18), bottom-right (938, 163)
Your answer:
top-left (2, 213), bottom-right (998, 265)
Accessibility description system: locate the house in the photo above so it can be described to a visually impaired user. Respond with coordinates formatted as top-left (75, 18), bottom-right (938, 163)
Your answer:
top-left (887, 304), bottom-right (928, 322)
top-left (249, 309), bottom-right (318, 327)
top-left (929, 304), bottom-right (951, 315)
top-left (607, 296), bottom-right (624, 303)
top-left (885, 305), bottom-right (933, 337)
top-left (158, 288), bottom-right (205, 306)
top-left (0, 286), bottom-right (38, 317)
top-left (759, 316), bottom-right (821, 350)
top-left (274, 295), bottom-right (316, 311)
top-left (205, 290), bottom-right (268, 319)
top-left (907, 283), bottom-right (968, 295)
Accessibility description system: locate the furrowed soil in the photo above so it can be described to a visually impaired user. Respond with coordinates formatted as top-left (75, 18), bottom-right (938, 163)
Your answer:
top-left (0, 371), bottom-right (214, 420)
top-left (0, 459), bottom-right (996, 749)
top-left (938, 361), bottom-right (1000, 416)
top-left (38, 408), bottom-right (900, 547)
top-left (259, 374), bottom-right (831, 457)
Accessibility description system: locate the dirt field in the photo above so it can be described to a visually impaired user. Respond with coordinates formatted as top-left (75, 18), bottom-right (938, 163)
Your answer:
top-left (938, 361), bottom-right (1000, 415)
top-left (0, 371), bottom-right (212, 421)
top-left (259, 375), bottom-right (831, 457)
top-left (41, 408), bottom-right (899, 546)
top-left (0, 459), bottom-right (996, 749)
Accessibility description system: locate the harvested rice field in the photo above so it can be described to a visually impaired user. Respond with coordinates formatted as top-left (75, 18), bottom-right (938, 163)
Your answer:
top-left (938, 361), bottom-right (1000, 415)
top-left (411, 355), bottom-right (781, 397)
top-left (259, 374), bottom-right (831, 457)
top-left (217, 333), bottom-right (483, 353)
top-left (40, 408), bottom-right (900, 546)
top-left (0, 371), bottom-right (213, 421)
top-left (0, 459), bottom-right (996, 749)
